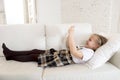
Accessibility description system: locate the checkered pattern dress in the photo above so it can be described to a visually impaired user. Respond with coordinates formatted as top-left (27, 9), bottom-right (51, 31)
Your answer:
top-left (38, 48), bottom-right (74, 68)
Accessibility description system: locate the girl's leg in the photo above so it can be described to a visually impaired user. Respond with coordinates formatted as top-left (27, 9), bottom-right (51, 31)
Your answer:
top-left (2, 43), bottom-right (45, 62)
top-left (11, 53), bottom-right (40, 62)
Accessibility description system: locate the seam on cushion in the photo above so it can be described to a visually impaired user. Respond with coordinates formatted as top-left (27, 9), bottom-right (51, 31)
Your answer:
top-left (44, 25), bottom-right (47, 50)
top-left (41, 68), bottom-right (46, 80)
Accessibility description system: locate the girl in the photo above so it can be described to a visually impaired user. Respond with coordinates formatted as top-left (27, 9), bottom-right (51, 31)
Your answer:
top-left (2, 26), bottom-right (108, 67)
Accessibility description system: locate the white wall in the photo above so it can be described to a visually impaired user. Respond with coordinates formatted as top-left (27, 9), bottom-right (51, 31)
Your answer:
top-left (35, 0), bottom-right (120, 33)
top-left (36, 0), bottom-right (61, 24)
top-left (110, 0), bottom-right (120, 33)
top-left (0, 0), bottom-right (6, 24)
top-left (61, 0), bottom-right (113, 33)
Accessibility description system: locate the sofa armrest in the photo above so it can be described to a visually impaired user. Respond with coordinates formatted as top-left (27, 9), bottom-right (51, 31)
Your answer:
top-left (109, 48), bottom-right (120, 69)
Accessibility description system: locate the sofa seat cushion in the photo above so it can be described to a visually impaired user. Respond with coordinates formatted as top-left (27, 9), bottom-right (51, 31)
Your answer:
top-left (43, 62), bottom-right (120, 80)
top-left (0, 57), bottom-right (43, 80)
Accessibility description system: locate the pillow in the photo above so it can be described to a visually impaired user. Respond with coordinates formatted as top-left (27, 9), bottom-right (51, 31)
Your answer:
top-left (86, 34), bottom-right (120, 69)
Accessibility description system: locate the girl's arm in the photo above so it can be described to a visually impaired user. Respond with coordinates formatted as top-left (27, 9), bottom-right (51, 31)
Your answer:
top-left (68, 26), bottom-right (83, 59)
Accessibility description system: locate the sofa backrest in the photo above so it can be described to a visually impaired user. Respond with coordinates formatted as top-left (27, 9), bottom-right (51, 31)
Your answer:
top-left (0, 23), bottom-right (92, 56)
top-left (0, 24), bottom-right (46, 56)
top-left (45, 23), bottom-right (92, 50)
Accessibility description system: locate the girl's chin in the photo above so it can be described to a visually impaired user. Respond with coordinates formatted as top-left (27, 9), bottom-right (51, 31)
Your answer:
top-left (85, 45), bottom-right (91, 48)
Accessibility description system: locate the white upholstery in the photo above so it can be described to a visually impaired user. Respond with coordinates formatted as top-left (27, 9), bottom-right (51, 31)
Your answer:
top-left (0, 24), bottom-right (46, 56)
top-left (0, 23), bottom-right (120, 80)
top-left (109, 49), bottom-right (120, 69)
top-left (0, 57), bottom-right (43, 80)
top-left (45, 23), bottom-right (92, 50)
top-left (43, 63), bottom-right (120, 80)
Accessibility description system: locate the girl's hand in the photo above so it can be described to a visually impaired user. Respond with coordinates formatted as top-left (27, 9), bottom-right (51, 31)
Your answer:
top-left (68, 26), bottom-right (75, 34)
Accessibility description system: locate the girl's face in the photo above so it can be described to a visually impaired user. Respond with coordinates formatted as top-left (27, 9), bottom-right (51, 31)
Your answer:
top-left (85, 35), bottom-right (100, 50)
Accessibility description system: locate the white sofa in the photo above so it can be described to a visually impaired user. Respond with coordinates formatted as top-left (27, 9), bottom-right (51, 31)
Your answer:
top-left (0, 24), bottom-right (120, 80)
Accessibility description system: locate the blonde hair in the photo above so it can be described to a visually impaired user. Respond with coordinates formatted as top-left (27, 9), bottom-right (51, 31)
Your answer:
top-left (92, 34), bottom-right (108, 47)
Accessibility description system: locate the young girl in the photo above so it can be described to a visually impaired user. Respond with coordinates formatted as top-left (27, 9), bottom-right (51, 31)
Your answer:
top-left (2, 26), bottom-right (108, 67)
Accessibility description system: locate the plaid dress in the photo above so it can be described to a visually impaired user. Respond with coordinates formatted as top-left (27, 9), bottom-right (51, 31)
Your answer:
top-left (38, 48), bottom-right (74, 68)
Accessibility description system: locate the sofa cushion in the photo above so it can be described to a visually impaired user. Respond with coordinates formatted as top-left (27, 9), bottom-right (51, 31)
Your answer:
top-left (0, 57), bottom-right (43, 80)
top-left (43, 63), bottom-right (120, 80)
top-left (0, 24), bottom-right (46, 56)
top-left (45, 23), bottom-right (92, 50)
